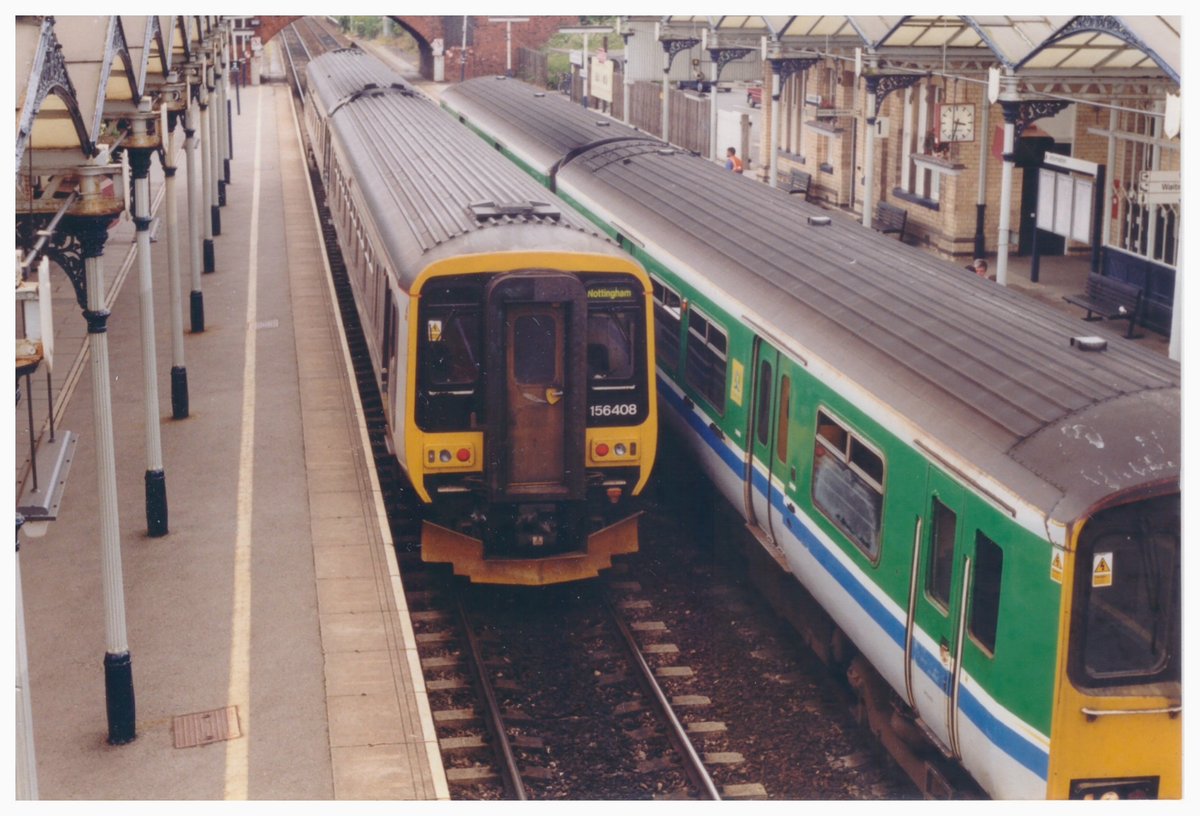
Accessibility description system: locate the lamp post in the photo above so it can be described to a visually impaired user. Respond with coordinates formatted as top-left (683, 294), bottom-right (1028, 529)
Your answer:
top-left (488, 17), bottom-right (528, 78)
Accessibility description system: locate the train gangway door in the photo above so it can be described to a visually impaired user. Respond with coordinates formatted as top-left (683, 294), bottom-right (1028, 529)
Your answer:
top-left (484, 272), bottom-right (587, 502)
top-left (910, 468), bottom-right (971, 759)
top-left (744, 337), bottom-right (781, 547)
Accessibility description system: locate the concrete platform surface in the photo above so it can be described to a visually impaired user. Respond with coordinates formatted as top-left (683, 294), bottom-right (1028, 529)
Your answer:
top-left (16, 80), bottom-right (447, 801)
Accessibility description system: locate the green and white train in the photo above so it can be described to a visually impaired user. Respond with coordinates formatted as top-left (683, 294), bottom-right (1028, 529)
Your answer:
top-left (440, 77), bottom-right (1181, 800)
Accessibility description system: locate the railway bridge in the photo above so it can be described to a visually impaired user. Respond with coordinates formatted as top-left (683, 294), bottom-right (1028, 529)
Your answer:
top-left (254, 15), bottom-right (575, 79)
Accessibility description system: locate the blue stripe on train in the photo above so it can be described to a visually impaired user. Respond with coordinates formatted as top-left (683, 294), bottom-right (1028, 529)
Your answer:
top-left (656, 377), bottom-right (1049, 781)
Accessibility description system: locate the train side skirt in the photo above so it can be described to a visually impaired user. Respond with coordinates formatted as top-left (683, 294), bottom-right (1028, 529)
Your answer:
top-left (420, 514), bottom-right (641, 586)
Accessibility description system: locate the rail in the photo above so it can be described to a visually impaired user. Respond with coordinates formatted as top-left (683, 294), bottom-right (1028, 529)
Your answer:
top-left (455, 596), bottom-right (528, 800)
top-left (603, 593), bottom-right (722, 800)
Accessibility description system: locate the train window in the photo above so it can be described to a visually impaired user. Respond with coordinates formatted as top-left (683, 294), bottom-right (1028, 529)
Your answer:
top-left (587, 312), bottom-right (635, 381)
top-left (926, 497), bottom-right (956, 611)
top-left (756, 360), bottom-right (773, 446)
top-left (776, 375), bottom-right (791, 464)
top-left (651, 280), bottom-right (681, 370)
top-left (969, 533), bottom-right (1003, 655)
top-left (684, 308), bottom-right (727, 415)
top-left (1070, 495), bottom-right (1180, 689)
top-left (513, 315), bottom-right (558, 385)
top-left (424, 311), bottom-right (481, 386)
top-left (812, 410), bottom-right (885, 558)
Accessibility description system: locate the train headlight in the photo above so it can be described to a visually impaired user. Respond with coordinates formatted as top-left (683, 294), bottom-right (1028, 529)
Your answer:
top-left (439, 449), bottom-right (453, 463)
top-left (614, 443), bottom-right (627, 457)
top-left (1069, 777), bottom-right (1159, 800)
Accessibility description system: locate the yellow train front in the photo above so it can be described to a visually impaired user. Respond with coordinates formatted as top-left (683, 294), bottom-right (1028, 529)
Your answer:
top-left (304, 49), bottom-right (655, 585)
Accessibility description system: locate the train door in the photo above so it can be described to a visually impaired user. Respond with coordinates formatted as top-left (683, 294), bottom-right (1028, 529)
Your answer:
top-left (381, 286), bottom-right (395, 409)
top-left (909, 468), bottom-right (971, 758)
top-left (745, 338), bottom-right (781, 544)
top-left (484, 272), bottom-right (587, 502)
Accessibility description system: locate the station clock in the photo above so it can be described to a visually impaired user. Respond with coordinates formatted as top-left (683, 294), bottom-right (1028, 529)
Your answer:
top-left (937, 103), bottom-right (975, 143)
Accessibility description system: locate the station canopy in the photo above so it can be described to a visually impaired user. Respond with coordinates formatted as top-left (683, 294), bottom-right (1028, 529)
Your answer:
top-left (658, 15), bottom-right (1179, 85)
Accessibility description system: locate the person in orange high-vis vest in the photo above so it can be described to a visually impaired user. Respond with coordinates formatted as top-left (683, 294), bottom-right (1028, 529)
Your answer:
top-left (725, 147), bottom-right (743, 174)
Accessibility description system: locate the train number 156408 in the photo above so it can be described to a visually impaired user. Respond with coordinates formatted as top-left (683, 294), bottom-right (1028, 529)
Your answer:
top-left (590, 402), bottom-right (638, 418)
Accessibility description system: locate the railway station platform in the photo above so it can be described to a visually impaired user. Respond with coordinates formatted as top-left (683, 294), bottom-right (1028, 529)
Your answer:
top-left (16, 79), bottom-right (448, 801)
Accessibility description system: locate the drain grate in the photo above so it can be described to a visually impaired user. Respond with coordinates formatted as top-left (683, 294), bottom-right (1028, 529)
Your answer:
top-left (172, 706), bottom-right (242, 748)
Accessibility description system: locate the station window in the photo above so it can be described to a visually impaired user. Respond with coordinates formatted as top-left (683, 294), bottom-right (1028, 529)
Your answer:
top-left (969, 532), bottom-right (1003, 655)
top-left (651, 279), bottom-right (681, 370)
top-left (812, 410), bottom-right (885, 558)
top-left (684, 309), bottom-right (727, 415)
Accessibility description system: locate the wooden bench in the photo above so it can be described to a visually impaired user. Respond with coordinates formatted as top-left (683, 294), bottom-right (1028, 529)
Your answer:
top-left (873, 201), bottom-right (908, 242)
top-left (779, 168), bottom-right (812, 199)
top-left (1063, 273), bottom-right (1144, 338)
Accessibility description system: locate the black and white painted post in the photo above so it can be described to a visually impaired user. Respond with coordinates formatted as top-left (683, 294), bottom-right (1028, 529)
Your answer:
top-left (221, 22), bottom-right (233, 184)
top-left (183, 70), bottom-right (206, 327)
top-left (127, 103), bottom-right (169, 537)
top-left (160, 89), bottom-right (190, 419)
top-left (199, 51), bottom-right (216, 272)
top-left (56, 167), bottom-right (137, 745)
top-left (206, 49), bottom-right (222, 237)
top-left (214, 43), bottom-right (227, 207)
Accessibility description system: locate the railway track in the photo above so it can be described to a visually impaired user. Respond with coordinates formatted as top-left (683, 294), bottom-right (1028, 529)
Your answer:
top-left (407, 571), bottom-right (726, 799)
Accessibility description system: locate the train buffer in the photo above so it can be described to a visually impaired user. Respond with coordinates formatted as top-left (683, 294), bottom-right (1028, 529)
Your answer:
top-left (1062, 273), bottom-right (1145, 338)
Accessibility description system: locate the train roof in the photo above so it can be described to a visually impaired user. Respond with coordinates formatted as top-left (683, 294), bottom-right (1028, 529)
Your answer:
top-left (447, 79), bottom-right (1179, 525)
top-left (305, 50), bottom-right (614, 283)
top-left (442, 77), bottom-right (660, 176)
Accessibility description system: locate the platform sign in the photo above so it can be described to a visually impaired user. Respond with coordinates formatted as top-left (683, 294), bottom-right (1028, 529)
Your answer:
top-left (590, 56), bottom-right (614, 103)
top-left (1037, 168), bottom-right (1094, 243)
top-left (1138, 170), bottom-right (1180, 206)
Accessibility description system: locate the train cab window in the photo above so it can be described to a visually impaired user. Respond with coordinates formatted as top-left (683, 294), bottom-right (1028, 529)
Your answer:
top-left (425, 311), bottom-right (482, 386)
top-left (587, 312), bottom-right (635, 381)
top-left (812, 410), bottom-right (885, 558)
top-left (684, 309), bottom-right (727, 414)
top-left (926, 498), bottom-right (956, 610)
top-left (969, 532), bottom-right (1003, 655)
top-left (1070, 495), bottom-right (1180, 690)
top-left (651, 279), bottom-right (682, 369)
top-left (417, 279), bottom-right (486, 432)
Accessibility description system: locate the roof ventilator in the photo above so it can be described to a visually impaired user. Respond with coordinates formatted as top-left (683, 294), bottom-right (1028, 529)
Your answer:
top-left (807, 215), bottom-right (831, 226)
top-left (1070, 335), bottom-right (1108, 352)
top-left (469, 200), bottom-right (561, 222)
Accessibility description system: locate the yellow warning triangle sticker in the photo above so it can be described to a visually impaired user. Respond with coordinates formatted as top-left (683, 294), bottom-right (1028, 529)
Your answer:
top-left (1092, 553), bottom-right (1113, 587)
top-left (1050, 552), bottom-right (1063, 583)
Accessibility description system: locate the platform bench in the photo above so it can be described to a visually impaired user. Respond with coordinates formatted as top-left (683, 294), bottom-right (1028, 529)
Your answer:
top-left (780, 169), bottom-right (812, 199)
top-left (1063, 273), bottom-right (1144, 338)
top-left (873, 201), bottom-right (908, 242)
